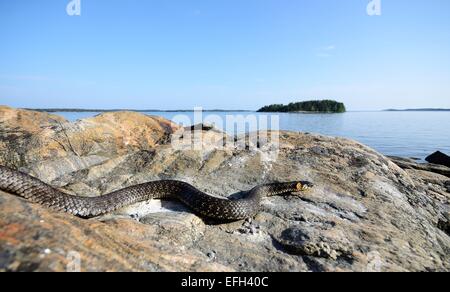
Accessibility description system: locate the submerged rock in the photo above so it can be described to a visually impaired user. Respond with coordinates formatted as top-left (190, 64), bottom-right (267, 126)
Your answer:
top-left (0, 107), bottom-right (449, 272)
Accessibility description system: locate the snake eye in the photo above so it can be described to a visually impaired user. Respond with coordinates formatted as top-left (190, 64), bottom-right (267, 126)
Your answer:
top-left (296, 181), bottom-right (314, 191)
top-left (300, 181), bottom-right (314, 191)
top-left (295, 181), bottom-right (313, 192)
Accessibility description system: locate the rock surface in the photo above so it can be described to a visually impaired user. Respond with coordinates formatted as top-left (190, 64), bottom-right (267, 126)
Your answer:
top-left (0, 107), bottom-right (449, 272)
top-left (0, 190), bottom-right (230, 272)
top-left (389, 156), bottom-right (450, 179)
top-left (0, 106), bottom-right (179, 181)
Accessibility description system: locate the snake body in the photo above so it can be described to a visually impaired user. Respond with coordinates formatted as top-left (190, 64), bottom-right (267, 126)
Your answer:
top-left (0, 165), bottom-right (313, 220)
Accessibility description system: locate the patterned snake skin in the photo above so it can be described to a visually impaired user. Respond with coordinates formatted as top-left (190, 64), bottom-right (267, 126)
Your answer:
top-left (0, 165), bottom-right (313, 220)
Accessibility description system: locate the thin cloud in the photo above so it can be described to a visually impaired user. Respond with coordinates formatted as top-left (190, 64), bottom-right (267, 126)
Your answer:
top-left (316, 45), bottom-right (336, 58)
top-left (323, 45), bottom-right (336, 51)
top-left (316, 52), bottom-right (332, 58)
top-left (0, 75), bottom-right (52, 81)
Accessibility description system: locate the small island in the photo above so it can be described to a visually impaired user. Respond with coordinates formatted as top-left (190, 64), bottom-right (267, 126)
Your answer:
top-left (257, 100), bottom-right (346, 113)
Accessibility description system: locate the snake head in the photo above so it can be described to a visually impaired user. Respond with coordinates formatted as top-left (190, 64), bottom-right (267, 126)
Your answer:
top-left (295, 181), bottom-right (314, 192)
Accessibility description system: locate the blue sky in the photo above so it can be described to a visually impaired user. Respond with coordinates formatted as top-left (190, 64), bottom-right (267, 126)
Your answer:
top-left (0, 0), bottom-right (449, 110)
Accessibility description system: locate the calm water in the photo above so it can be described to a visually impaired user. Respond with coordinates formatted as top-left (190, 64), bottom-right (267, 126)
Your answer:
top-left (55, 111), bottom-right (450, 159)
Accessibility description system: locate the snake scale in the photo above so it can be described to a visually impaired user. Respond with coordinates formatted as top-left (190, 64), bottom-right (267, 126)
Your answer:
top-left (0, 165), bottom-right (313, 220)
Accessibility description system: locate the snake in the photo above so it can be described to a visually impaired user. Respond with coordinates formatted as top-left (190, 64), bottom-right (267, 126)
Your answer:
top-left (0, 165), bottom-right (313, 220)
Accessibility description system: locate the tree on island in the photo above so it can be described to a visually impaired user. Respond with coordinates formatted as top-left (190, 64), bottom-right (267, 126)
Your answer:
top-left (257, 100), bottom-right (346, 113)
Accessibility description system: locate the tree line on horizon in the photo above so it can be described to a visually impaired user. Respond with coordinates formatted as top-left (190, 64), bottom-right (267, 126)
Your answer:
top-left (257, 100), bottom-right (346, 113)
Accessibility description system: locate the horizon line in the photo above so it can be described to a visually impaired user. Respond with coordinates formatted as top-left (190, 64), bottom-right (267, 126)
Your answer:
top-left (15, 107), bottom-right (450, 113)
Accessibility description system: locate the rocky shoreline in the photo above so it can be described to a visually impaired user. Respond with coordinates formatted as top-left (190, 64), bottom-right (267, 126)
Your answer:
top-left (0, 106), bottom-right (449, 272)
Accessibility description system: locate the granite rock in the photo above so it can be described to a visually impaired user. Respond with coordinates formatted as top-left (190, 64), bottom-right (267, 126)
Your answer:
top-left (0, 107), bottom-right (449, 272)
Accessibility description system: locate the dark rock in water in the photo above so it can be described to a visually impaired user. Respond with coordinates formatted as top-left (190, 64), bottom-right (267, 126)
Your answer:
top-left (426, 151), bottom-right (450, 168)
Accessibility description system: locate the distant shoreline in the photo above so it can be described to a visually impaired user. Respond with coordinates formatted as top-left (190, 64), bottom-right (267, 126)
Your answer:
top-left (24, 108), bottom-right (252, 113)
top-left (21, 108), bottom-right (450, 113)
top-left (384, 108), bottom-right (450, 112)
